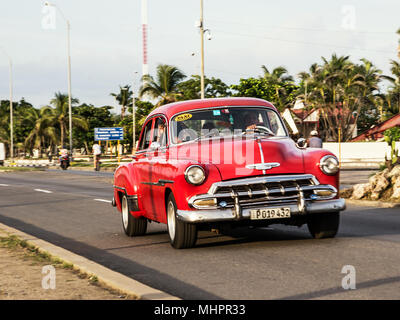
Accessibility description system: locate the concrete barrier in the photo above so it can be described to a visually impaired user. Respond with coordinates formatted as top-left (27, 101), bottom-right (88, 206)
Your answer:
top-left (323, 142), bottom-right (399, 163)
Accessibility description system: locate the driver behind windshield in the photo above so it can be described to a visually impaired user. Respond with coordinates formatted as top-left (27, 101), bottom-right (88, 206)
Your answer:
top-left (243, 111), bottom-right (263, 130)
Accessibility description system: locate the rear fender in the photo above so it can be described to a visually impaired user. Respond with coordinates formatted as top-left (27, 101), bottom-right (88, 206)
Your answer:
top-left (113, 163), bottom-right (145, 218)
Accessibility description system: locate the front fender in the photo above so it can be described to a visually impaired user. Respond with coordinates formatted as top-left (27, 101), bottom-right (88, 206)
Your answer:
top-left (169, 161), bottom-right (223, 212)
top-left (303, 148), bottom-right (340, 194)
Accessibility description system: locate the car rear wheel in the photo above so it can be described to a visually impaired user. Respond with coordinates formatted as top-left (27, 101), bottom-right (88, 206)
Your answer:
top-left (121, 194), bottom-right (147, 237)
top-left (307, 212), bottom-right (340, 239)
top-left (167, 193), bottom-right (197, 249)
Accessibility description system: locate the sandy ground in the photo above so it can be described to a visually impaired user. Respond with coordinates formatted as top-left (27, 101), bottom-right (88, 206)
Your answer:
top-left (0, 244), bottom-right (133, 300)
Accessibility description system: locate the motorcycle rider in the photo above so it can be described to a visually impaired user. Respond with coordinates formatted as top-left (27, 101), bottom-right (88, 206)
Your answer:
top-left (59, 148), bottom-right (70, 169)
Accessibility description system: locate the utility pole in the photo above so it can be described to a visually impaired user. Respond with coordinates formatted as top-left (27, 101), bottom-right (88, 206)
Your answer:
top-left (132, 72), bottom-right (138, 154)
top-left (67, 19), bottom-right (72, 157)
top-left (200, 0), bottom-right (205, 99)
top-left (142, 0), bottom-right (149, 79)
top-left (9, 57), bottom-right (13, 162)
top-left (1, 48), bottom-right (13, 162)
top-left (45, 2), bottom-right (73, 156)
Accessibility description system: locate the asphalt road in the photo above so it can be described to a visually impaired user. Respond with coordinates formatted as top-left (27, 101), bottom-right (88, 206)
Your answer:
top-left (0, 169), bottom-right (399, 300)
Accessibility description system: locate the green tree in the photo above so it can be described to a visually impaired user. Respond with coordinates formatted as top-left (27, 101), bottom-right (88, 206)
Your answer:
top-left (49, 92), bottom-right (88, 148)
top-left (24, 106), bottom-right (58, 156)
top-left (139, 64), bottom-right (186, 106)
top-left (230, 76), bottom-right (298, 112)
top-left (0, 98), bottom-right (37, 156)
top-left (110, 85), bottom-right (132, 120)
top-left (72, 104), bottom-right (114, 153)
top-left (122, 100), bottom-right (155, 150)
top-left (295, 54), bottom-right (382, 141)
top-left (382, 60), bottom-right (400, 117)
top-left (261, 65), bottom-right (297, 110)
top-left (176, 75), bottom-right (231, 100)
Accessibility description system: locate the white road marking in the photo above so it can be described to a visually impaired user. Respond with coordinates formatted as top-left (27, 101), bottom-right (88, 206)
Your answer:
top-left (94, 199), bottom-right (112, 203)
top-left (0, 184), bottom-right (9, 186)
top-left (34, 189), bottom-right (53, 194)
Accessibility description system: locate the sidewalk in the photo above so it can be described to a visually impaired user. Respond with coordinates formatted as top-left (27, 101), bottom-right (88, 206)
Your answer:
top-left (0, 224), bottom-right (179, 300)
top-left (0, 234), bottom-right (132, 300)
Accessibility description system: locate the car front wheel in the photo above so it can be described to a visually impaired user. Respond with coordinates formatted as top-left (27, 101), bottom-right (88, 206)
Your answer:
top-left (121, 194), bottom-right (147, 237)
top-left (167, 193), bottom-right (197, 249)
top-left (307, 212), bottom-right (340, 239)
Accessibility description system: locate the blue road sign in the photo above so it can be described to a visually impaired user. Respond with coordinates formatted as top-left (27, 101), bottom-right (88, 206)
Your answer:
top-left (95, 127), bottom-right (124, 141)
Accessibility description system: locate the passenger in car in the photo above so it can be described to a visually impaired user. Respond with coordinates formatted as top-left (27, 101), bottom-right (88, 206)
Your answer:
top-left (156, 122), bottom-right (167, 147)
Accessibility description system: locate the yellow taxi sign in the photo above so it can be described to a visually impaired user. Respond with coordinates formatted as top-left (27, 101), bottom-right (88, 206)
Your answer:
top-left (174, 113), bottom-right (192, 121)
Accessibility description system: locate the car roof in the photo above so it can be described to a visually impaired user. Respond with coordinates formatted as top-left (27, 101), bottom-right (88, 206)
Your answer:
top-left (147, 97), bottom-right (277, 120)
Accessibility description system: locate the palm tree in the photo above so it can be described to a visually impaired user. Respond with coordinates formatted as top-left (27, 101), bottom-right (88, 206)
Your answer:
top-left (295, 54), bottom-right (378, 141)
top-left (261, 65), bottom-right (295, 110)
top-left (24, 107), bottom-right (58, 157)
top-left (110, 85), bottom-right (132, 120)
top-left (49, 92), bottom-right (88, 148)
top-left (139, 64), bottom-right (186, 106)
top-left (397, 28), bottom-right (400, 59)
top-left (381, 58), bottom-right (400, 116)
top-left (262, 65), bottom-right (293, 83)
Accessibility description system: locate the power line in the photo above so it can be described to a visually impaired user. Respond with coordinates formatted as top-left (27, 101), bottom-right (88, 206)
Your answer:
top-left (208, 18), bottom-right (397, 35)
top-left (213, 29), bottom-right (395, 55)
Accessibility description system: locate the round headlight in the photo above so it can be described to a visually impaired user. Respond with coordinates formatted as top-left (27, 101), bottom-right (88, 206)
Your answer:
top-left (185, 165), bottom-right (206, 185)
top-left (319, 155), bottom-right (339, 175)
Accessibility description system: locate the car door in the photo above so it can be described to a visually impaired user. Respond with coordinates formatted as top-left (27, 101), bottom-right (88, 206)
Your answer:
top-left (145, 116), bottom-right (172, 223)
top-left (134, 118), bottom-right (155, 219)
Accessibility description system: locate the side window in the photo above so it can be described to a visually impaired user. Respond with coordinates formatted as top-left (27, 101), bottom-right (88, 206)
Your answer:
top-left (266, 110), bottom-right (286, 136)
top-left (153, 117), bottom-right (167, 147)
top-left (139, 119), bottom-right (153, 151)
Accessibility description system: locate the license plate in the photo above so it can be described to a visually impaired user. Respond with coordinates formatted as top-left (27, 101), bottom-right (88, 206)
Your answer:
top-left (250, 207), bottom-right (291, 220)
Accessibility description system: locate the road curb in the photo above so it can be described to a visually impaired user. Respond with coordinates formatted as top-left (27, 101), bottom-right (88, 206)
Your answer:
top-left (0, 223), bottom-right (180, 300)
top-left (344, 199), bottom-right (400, 208)
top-left (69, 166), bottom-right (116, 172)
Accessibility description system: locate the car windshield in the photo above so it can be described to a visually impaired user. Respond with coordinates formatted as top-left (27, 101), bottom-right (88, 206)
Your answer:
top-left (170, 106), bottom-right (287, 144)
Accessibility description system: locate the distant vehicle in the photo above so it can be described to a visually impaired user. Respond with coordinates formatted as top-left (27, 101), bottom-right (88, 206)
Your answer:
top-left (59, 149), bottom-right (70, 170)
top-left (0, 143), bottom-right (5, 166)
top-left (112, 98), bottom-right (346, 249)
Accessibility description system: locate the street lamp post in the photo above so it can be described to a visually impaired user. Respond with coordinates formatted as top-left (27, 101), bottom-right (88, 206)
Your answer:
top-left (198, 0), bottom-right (211, 99)
top-left (45, 2), bottom-right (73, 156)
top-left (199, 0), bottom-right (205, 99)
top-left (0, 48), bottom-right (13, 162)
top-left (132, 72), bottom-right (138, 154)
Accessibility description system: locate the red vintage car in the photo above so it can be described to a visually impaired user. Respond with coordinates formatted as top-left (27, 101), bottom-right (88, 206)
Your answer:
top-left (112, 98), bottom-right (346, 249)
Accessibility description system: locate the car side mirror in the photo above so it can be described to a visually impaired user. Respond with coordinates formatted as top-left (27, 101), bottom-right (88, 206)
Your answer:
top-left (150, 141), bottom-right (161, 151)
top-left (296, 138), bottom-right (306, 148)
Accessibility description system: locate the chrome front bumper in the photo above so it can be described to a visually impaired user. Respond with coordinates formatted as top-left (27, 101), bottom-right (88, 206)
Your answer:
top-left (177, 198), bottom-right (346, 224)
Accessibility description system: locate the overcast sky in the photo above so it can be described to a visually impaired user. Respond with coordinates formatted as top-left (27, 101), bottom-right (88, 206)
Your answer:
top-left (0, 0), bottom-right (399, 112)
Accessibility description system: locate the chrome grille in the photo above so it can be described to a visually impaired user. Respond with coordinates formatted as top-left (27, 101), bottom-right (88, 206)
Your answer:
top-left (210, 175), bottom-right (316, 208)
top-left (189, 174), bottom-right (338, 211)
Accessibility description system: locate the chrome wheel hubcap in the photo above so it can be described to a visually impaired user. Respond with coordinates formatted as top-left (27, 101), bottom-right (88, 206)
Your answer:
top-left (167, 201), bottom-right (176, 241)
top-left (122, 197), bottom-right (129, 230)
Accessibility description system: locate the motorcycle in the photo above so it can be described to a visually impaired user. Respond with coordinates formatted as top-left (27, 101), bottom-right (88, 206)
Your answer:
top-left (59, 150), bottom-right (70, 170)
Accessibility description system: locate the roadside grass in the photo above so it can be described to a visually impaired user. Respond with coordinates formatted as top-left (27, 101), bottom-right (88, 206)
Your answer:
top-left (70, 162), bottom-right (119, 169)
top-left (0, 235), bottom-right (73, 269)
top-left (0, 166), bottom-right (45, 172)
top-left (0, 234), bottom-right (134, 299)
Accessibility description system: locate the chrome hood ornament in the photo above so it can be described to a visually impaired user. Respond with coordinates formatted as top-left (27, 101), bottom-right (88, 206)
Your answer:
top-left (246, 163), bottom-right (281, 170)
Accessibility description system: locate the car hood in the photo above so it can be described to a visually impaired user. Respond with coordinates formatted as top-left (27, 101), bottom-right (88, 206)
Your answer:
top-left (174, 136), bottom-right (305, 180)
